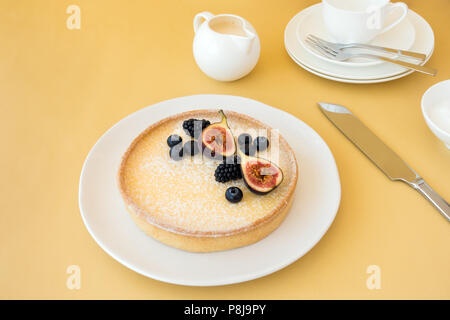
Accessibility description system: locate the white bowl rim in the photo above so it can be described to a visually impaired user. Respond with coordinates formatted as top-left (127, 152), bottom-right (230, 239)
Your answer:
top-left (421, 79), bottom-right (450, 139)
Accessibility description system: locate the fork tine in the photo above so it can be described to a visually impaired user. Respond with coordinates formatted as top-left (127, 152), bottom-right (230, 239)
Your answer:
top-left (307, 37), bottom-right (337, 57)
top-left (308, 34), bottom-right (333, 46)
top-left (306, 35), bottom-right (338, 54)
top-left (305, 38), bottom-right (335, 59)
top-left (312, 40), bottom-right (338, 56)
top-left (305, 38), bottom-right (327, 56)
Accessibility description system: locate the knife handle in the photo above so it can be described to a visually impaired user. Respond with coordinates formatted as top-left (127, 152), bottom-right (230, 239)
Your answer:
top-left (410, 178), bottom-right (450, 221)
top-left (360, 44), bottom-right (426, 60)
top-left (361, 54), bottom-right (437, 76)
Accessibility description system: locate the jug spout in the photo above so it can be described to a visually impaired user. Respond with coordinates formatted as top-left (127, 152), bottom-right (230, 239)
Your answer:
top-left (234, 28), bottom-right (256, 54)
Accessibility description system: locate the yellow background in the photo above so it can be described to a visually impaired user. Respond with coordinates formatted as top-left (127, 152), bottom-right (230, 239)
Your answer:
top-left (0, 0), bottom-right (449, 299)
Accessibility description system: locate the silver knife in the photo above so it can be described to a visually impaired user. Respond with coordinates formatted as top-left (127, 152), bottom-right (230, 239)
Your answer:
top-left (318, 102), bottom-right (450, 222)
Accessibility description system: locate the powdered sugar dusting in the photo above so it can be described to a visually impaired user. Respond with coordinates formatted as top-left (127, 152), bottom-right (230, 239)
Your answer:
top-left (121, 111), bottom-right (297, 234)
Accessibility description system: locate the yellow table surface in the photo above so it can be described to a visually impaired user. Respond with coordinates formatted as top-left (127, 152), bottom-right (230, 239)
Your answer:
top-left (1, 0), bottom-right (449, 299)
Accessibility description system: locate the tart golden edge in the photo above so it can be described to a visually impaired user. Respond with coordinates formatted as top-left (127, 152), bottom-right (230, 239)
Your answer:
top-left (117, 109), bottom-right (299, 242)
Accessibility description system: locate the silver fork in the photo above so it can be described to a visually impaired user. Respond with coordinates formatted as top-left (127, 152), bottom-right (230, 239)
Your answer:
top-left (305, 37), bottom-right (437, 76)
top-left (307, 34), bottom-right (426, 61)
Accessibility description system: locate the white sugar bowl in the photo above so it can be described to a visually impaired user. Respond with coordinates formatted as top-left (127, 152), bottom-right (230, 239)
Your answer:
top-left (421, 80), bottom-right (450, 149)
top-left (193, 12), bottom-right (260, 81)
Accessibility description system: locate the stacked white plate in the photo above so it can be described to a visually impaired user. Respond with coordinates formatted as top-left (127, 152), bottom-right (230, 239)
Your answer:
top-left (284, 3), bottom-right (435, 83)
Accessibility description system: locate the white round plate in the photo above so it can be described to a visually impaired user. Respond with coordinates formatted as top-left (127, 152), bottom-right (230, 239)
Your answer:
top-left (79, 95), bottom-right (341, 286)
top-left (296, 4), bottom-right (416, 67)
top-left (285, 3), bottom-right (434, 82)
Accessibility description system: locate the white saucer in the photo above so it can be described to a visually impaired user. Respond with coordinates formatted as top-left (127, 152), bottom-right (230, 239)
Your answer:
top-left (297, 4), bottom-right (416, 67)
top-left (288, 52), bottom-right (411, 84)
top-left (285, 3), bottom-right (434, 82)
top-left (79, 95), bottom-right (341, 286)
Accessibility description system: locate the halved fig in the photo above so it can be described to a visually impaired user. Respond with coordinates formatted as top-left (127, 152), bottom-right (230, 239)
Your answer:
top-left (201, 110), bottom-right (236, 158)
top-left (237, 145), bottom-right (283, 194)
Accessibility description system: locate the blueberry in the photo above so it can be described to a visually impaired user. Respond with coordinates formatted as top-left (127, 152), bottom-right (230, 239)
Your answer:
top-left (169, 144), bottom-right (183, 161)
top-left (239, 143), bottom-right (256, 156)
top-left (238, 133), bottom-right (252, 146)
top-left (225, 187), bottom-right (243, 203)
top-left (167, 134), bottom-right (182, 148)
top-left (254, 136), bottom-right (269, 151)
top-left (183, 140), bottom-right (200, 156)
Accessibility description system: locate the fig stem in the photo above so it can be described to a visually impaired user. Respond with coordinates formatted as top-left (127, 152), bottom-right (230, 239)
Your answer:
top-left (218, 109), bottom-right (229, 126)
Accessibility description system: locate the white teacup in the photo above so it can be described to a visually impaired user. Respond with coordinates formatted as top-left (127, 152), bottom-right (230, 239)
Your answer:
top-left (322, 0), bottom-right (408, 44)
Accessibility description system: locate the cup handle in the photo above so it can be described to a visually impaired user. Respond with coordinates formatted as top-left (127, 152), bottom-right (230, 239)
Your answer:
top-left (194, 11), bottom-right (214, 33)
top-left (380, 2), bottom-right (408, 34)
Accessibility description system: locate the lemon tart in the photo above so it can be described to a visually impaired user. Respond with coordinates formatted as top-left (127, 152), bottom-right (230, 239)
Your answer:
top-left (118, 110), bottom-right (298, 252)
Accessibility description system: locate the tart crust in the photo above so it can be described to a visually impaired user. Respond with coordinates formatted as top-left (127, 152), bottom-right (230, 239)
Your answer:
top-left (118, 110), bottom-right (298, 252)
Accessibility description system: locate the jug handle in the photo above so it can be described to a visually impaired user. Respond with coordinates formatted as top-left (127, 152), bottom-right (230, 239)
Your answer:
top-left (194, 12), bottom-right (214, 33)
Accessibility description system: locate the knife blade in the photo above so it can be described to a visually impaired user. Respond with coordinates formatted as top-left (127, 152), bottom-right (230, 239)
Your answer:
top-left (318, 102), bottom-right (450, 221)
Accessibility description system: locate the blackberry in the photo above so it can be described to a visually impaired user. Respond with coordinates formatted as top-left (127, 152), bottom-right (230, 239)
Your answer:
top-left (182, 119), bottom-right (210, 138)
top-left (214, 161), bottom-right (242, 183)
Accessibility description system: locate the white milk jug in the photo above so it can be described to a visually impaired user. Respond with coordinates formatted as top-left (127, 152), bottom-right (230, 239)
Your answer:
top-left (193, 12), bottom-right (261, 81)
